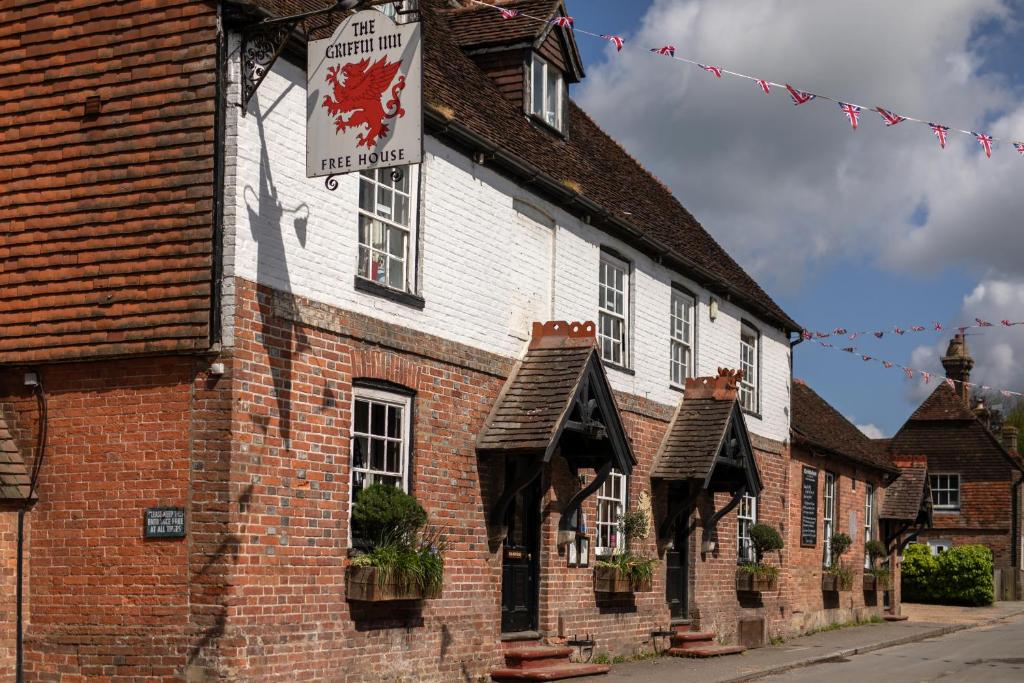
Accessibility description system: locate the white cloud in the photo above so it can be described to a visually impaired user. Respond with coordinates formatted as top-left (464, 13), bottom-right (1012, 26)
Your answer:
top-left (856, 423), bottom-right (886, 439)
top-left (576, 0), bottom-right (1022, 291)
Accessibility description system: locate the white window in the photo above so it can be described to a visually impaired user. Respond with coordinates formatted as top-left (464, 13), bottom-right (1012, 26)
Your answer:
top-left (928, 539), bottom-right (953, 555)
top-left (864, 483), bottom-right (874, 568)
top-left (930, 474), bottom-right (960, 510)
top-left (823, 472), bottom-right (836, 567)
top-left (739, 323), bottom-right (759, 412)
top-left (670, 289), bottom-right (695, 386)
top-left (357, 166), bottom-right (418, 292)
top-left (530, 54), bottom-right (564, 130)
top-left (737, 493), bottom-right (757, 563)
top-left (596, 471), bottom-right (626, 555)
top-left (598, 252), bottom-right (629, 367)
top-left (350, 388), bottom-right (411, 505)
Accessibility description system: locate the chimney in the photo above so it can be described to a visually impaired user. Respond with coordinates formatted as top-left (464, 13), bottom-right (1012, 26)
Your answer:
top-left (684, 368), bottom-right (743, 402)
top-left (973, 397), bottom-right (991, 430)
top-left (1002, 425), bottom-right (1019, 454)
top-left (941, 333), bottom-right (974, 406)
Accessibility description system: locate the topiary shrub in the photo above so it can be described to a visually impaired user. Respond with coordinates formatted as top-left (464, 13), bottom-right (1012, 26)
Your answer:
top-left (865, 540), bottom-right (887, 566)
top-left (901, 543), bottom-right (994, 606)
top-left (829, 532), bottom-right (852, 565)
top-left (749, 523), bottom-right (784, 564)
top-left (351, 483), bottom-right (428, 549)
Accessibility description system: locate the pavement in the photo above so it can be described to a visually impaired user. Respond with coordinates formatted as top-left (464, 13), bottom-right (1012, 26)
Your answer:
top-left (581, 602), bottom-right (1024, 682)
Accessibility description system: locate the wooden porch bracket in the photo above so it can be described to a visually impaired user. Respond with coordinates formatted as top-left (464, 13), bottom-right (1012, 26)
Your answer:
top-left (488, 456), bottom-right (542, 547)
top-left (702, 484), bottom-right (748, 538)
top-left (557, 459), bottom-right (613, 547)
top-left (657, 482), bottom-right (701, 542)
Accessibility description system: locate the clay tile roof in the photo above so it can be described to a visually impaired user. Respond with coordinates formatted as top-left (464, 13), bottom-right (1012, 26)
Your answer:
top-left (0, 413), bottom-right (31, 503)
top-left (651, 395), bottom-right (734, 480)
top-left (879, 464), bottom-right (928, 521)
top-left (907, 383), bottom-right (976, 421)
top-left (442, 0), bottom-right (561, 48)
top-left (228, 0), bottom-right (798, 333)
top-left (791, 381), bottom-right (898, 474)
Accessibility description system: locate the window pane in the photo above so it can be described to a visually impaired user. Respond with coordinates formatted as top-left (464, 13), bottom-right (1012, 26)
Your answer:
top-left (545, 69), bottom-right (559, 126)
top-left (386, 440), bottom-right (398, 473)
top-left (371, 438), bottom-right (385, 471)
top-left (359, 177), bottom-right (375, 212)
top-left (532, 59), bottom-right (544, 115)
top-left (376, 186), bottom-right (393, 218)
top-left (387, 225), bottom-right (406, 258)
top-left (394, 193), bottom-right (410, 227)
top-left (354, 400), bottom-right (369, 433)
top-left (352, 436), bottom-right (368, 469)
top-left (387, 405), bottom-right (402, 438)
top-left (387, 258), bottom-right (405, 290)
top-left (371, 403), bottom-right (386, 435)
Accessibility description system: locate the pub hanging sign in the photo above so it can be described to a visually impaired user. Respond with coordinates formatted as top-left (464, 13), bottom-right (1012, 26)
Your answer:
top-left (307, 9), bottom-right (423, 178)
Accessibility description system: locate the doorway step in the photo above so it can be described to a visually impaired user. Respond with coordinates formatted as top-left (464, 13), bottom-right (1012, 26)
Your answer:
top-left (490, 644), bottom-right (610, 681)
top-left (666, 623), bottom-right (745, 658)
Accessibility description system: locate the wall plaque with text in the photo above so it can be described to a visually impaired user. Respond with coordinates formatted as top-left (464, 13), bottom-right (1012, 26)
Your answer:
top-left (144, 507), bottom-right (185, 539)
top-left (800, 468), bottom-right (818, 547)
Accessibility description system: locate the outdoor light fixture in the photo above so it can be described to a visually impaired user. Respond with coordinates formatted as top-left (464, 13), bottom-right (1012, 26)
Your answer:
top-left (709, 297), bottom-right (719, 322)
top-left (23, 372), bottom-right (38, 387)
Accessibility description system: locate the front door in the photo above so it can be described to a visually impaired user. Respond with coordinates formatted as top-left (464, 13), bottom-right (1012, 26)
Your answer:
top-left (501, 474), bottom-right (540, 633)
top-left (666, 516), bottom-right (689, 620)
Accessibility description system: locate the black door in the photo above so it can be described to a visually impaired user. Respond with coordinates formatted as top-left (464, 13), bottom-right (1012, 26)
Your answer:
top-left (501, 475), bottom-right (540, 633)
top-left (666, 519), bottom-right (689, 620)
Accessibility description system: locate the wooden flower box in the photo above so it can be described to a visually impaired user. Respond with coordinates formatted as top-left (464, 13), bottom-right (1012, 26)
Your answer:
top-left (346, 565), bottom-right (441, 602)
top-left (821, 573), bottom-right (852, 593)
top-left (863, 573), bottom-right (891, 592)
top-left (735, 568), bottom-right (779, 593)
top-left (593, 566), bottom-right (652, 594)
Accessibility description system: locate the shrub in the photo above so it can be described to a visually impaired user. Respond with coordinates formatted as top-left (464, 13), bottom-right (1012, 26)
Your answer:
top-left (829, 533), bottom-right (852, 565)
top-left (749, 523), bottom-right (784, 563)
top-left (618, 509), bottom-right (650, 544)
top-left (864, 540), bottom-right (887, 567)
top-left (595, 552), bottom-right (657, 585)
top-left (901, 543), bottom-right (994, 606)
top-left (351, 483), bottom-right (428, 548)
top-left (737, 562), bottom-right (780, 580)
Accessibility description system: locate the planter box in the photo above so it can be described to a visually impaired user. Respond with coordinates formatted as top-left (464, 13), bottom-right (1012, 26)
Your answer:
top-left (863, 573), bottom-right (891, 592)
top-left (346, 565), bottom-right (441, 602)
top-left (821, 573), bottom-right (852, 592)
top-left (735, 569), bottom-right (779, 593)
top-left (593, 565), bottom-right (652, 594)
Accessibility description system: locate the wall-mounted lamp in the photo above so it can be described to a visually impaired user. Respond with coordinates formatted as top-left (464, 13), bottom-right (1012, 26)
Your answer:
top-left (709, 297), bottom-right (719, 322)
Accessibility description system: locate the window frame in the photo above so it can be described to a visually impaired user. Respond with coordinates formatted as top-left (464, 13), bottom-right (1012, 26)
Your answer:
top-left (739, 322), bottom-right (760, 415)
top-left (349, 386), bottom-right (413, 545)
top-left (823, 471), bottom-right (836, 567)
top-left (356, 165), bottom-right (420, 295)
top-left (737, 492), bottom-right (758, 564)
top-left (598, 250), bottom-right (631, 369)
top-left (864, 483), bottom-right (874, 568)
top-left (929, 473), bottom-right (961, 511)
top-left (529, 53), bottom-right (565, 131)
top-left (670, 286), bottom-right (696, 388)
top-left (595, 470), bottom-right (627, 556)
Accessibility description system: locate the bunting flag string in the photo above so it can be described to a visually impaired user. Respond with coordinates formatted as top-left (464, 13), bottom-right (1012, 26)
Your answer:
top-left (470, 0), bottom-right (1024, 158)
top-left (811, 339), bottom-right (1024, 398)
top-left (800, 317), bottom-right (1024, 342)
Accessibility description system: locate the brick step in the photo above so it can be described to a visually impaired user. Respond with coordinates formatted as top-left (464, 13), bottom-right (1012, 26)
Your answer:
top-left (490, 663), bottom-right (611, 681)
top-left (503, 646), bottom-right (574, 670)
top-left (667, 644), bottom-right (746, 658)
top-left (884, 614), bottom-right (909, 622)
top-left (669, 631), bottom-right (717, 649)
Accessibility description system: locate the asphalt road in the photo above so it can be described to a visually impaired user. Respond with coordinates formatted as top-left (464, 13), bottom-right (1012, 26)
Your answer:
top-left (762, 613), bottom-right (1024, 682)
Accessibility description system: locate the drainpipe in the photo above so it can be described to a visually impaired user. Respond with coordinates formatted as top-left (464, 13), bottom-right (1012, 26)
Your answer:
top-left (16, 508), bottom-right (24, 683)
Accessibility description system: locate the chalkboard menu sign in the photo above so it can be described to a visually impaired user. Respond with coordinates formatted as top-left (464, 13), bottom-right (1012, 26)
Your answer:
top-left (144, 507), bottom-right (185, 539)
top-left (800, 468), bottom-right (818, 547)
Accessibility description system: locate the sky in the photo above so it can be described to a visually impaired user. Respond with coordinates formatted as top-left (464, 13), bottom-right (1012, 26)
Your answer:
top-left (562, 0), bottom-right (1024, 436)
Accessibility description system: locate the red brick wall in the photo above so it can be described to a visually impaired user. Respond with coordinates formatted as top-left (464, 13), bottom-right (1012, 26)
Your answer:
top-left (0, 0), bottom-right (218, 363)
top-left (0, 512), bottom-right (21, 678)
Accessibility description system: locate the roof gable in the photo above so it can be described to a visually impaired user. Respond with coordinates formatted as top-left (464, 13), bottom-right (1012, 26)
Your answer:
top-left (0, 412), bottom-right (31, 504)
top-left (880, 463), bottom-right (930, 522)
top-left (907, 383), bottom-right (976, 421)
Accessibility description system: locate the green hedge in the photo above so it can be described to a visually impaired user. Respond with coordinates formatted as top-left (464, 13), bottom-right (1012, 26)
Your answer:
top-left (901, 543), bottom-right (994, 606)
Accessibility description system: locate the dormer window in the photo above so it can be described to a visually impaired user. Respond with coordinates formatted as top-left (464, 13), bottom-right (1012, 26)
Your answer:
top-left (530, 54), bottom-right (564, 131)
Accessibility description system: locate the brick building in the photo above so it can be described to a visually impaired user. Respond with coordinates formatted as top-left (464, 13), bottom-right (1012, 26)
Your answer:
top-left (886, 334), bottom-right (1024, 576)
top-left (1, 1), bottom-right (913, 681)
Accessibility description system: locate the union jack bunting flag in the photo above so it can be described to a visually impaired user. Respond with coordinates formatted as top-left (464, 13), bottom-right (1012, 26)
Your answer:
top-left (876, 107), bottom-right (906, 126)
top-left (833, 327), bottom-right (848, 335)
top-left (848, 333), bottom-right (860, 339)
top-left (894, 327), bottom-right (905, 335)
top-left (874, 331), bottom-right (884, 339)
top-left (499, 8), bottom-right (521, 19)
top-left (976, 318), bottom-right (993, 327)
top-left (930, 123), bottom-right (949, 149)
top-left (802, 330), bottom-right (813, 340)
top-left (883, 361), bottom-right (894, 369)
top-left (945, 378), bottom-right (956, 389)
top-left (601, 34), bottom-right (624, 52)
top-left (862, 355), bottom-right (873, 362)
top-left (1002, 390), bottom-right (1014, 398)
top-left (821, 342), bottom-right (834, 348)
top-left (903, 367), bottom-right (914, 379)
top-left (1002, 320), bottom-right (1016, 327)
top-left (1015, 143), bottom-right (1024, 155)
top-left (699, 64), bottom-right (723, 78)
top-left (785, 84), bottom-right (815, 105)
top-left (922, 371), bottom-right (931, 384)
top-left (551, 16), bottom-right (574, 28)
top-left (842, 347), bottom-right (855, 353)
top-left (756, 79), bottom-right (771, 94)
top-left (933, 322), bottom-right (943, 331)
top-left (911, 325), bottom-right (926, 332)
top-left (973, 132), bottom-right (994, 158)
top-left (838, 102), bottom-right (862, 130)
top-left (652, 45), bottom-right (676, 57)
top-left (815, 331), bottom-right (830, 338)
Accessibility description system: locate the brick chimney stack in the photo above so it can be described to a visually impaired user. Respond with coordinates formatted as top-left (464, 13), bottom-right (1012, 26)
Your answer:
top-left (1002, 425), bottom-right (1019, 454)
top-left (941, 333), bottom-right (974, 406)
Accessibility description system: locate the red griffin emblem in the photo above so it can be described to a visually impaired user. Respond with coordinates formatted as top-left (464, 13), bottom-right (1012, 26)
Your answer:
top-left (322, 56), bottom-right (406, 149)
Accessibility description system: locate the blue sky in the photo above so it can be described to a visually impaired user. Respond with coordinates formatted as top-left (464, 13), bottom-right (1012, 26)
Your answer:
top-left (565, 0), bottom-right (1024, 436)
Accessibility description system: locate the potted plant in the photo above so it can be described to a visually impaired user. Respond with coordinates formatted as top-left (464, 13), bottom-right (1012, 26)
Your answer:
top-left (822, 532), bottom-right (853, 592)
top-left (594, 509), bottom-right (657, 593)
top-left (736, 523), bottom-right (784, 592)
top-left (346, 484), bottom-right (445, 602)
top-left (863, 539), bottom-right (891, 591)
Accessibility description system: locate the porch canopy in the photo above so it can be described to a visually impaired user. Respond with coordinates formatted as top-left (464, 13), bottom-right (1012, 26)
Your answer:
top-left (651, 369), bottom-right (762, 540)
top-left (477, 320), bottom-right (635, 543)
top-left (0, 413), bottom-right (32, 507)
top-left (880, 457), bottom-right (932, 551)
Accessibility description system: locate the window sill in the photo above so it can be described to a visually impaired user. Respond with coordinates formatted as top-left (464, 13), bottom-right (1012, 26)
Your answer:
top-left (741, 407), bottom-right (763, 420)
top-left (669, 383), bottom-right (686, 394)
top-left (603, 362), bottom-right (635, 376)
top-left (933, 508), bottom-right (961, 513)
top-left (354, 276), bottom-right (425, 310)
top-left (527, 113), bottom-right (566, 139)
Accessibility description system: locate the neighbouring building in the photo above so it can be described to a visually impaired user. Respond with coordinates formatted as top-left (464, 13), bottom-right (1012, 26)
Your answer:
top-left (1, 1), bottom-right (915, 681)
top-left (885, 334), bottom-right (1024, 593)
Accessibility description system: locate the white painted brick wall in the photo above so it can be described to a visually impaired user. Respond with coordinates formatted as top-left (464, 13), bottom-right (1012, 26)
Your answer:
top-left (224, 40), bottom-right (792, 442)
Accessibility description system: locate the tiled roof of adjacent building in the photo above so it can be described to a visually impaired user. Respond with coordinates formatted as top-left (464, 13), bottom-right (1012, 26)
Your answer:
top-left (228, 0), bottom-right (798, 332)
top-left (791, 381), bottom-right (898, 474)
top-left (879, 464), bottom-right (928, 521)
top-left (443, 0), bottom-right (562, 49)
top-left (906, 383), bottom-right (976, 421)
top-left (0, 413), bottom-right (31, 503)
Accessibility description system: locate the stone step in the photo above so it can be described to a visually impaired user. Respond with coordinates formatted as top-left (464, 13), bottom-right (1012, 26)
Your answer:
top-left (669, 631), bottom-right (717, 648)
top-left (490, 663), bottom-right (611, 681)
top-left (667, 644), bottom-right (746, 658)
top-left (503, 646), bottom-right (574, 669)
top-left (884, 614), bottom-right (909, 622)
